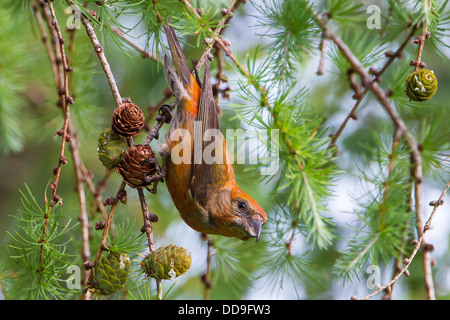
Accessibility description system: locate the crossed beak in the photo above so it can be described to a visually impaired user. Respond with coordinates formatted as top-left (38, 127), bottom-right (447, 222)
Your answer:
top-left (248, 217), bottom-right (263, 243)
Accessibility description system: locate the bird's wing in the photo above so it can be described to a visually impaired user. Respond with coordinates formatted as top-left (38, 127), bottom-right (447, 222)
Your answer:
top-left (190, 61), bottom-right (233, 207)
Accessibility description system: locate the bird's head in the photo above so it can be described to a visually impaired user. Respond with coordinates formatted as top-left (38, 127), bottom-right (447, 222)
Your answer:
top-left (208, 182), bottom-right (267, 242)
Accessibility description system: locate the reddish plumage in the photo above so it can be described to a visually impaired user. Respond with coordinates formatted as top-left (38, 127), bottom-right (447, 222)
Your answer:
top-left (161, 22), bottom-right (267, 241)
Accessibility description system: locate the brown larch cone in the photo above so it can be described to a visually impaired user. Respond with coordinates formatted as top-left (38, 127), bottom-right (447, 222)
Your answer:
top-left (117, 144), bottom-right (158, 188)
top-left (111, 102), bottom-right (144, 137)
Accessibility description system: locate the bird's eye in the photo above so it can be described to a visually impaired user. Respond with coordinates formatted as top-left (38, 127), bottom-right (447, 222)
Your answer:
top-left (238, 201), bottom-right (246, 209)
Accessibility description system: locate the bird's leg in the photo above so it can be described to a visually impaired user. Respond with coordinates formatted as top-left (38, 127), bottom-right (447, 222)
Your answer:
top-left (156, 103), bottom-right (173, 124)
top-left (144, 104), bottom-right (174, 144)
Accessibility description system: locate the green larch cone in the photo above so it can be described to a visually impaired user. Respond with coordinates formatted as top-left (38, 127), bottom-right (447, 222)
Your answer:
top-left (93, 252), bottom-right (131, 295)
top-left (97, 128), bottom-right (128, 169)
top-left (405, 69), bottom-right (438, 102)
top-left (141, 245), bottom-right (191, 280)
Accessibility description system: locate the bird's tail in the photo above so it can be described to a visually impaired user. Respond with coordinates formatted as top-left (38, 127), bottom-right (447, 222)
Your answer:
top-left (162, 22), bottom-right (192, 102)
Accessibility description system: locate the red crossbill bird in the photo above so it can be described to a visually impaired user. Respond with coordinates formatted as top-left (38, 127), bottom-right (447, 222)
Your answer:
top-left (160, 22), bottom-right (267, 242)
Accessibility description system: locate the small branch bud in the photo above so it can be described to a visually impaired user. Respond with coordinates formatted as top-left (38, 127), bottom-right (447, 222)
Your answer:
top-left (429, 199), bottom-right (444, 207)
top-left (417, 143), bottom-right (423, 151)
top-left (94, 44), bottom-right (102, 53)
top-left (67, 96), bottom-right (75, 105)
top-left (149, 213), bottom-right (159, 223)
top-left (83, 261), bottom-right (94, 270)
top-left (431, 256), bottom-right (436, 266)
top-left (369, 67), bottom-right (379, 76)
top-left (95, 220), bottom-right (106, 230)
top-left (118, 189), bottom-right (127, 204)
top-left (103, 197), bottom-right (115, 206)
top-left (423, 243), bottom-right (435, 252)
top-left (52, 194), bottom-right (61, 204)
top-left (222, 39), bottom-right (231, 47)
top-left (202, 38), bottom-right (214, 46)
top-left (412, 36), bottom-right (422, 44)
top-left (89, 10), bottom-right (98, 19)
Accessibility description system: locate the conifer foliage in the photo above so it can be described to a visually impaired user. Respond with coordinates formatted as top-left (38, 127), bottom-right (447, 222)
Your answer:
top-left (0, 0), bottom-right (449, 300)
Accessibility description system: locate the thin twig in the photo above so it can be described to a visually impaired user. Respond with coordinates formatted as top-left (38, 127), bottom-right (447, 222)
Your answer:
top-left (380, 128), bottom-right (410, 300)
top-left (33, 0), bottom-right (94, 287)
top-left (81, 167), bottom-right (111, 220)
top-left (413, 0), bottom-right (431, 72)
top-left (111, 27), bottom-right (160, 62)
top-left (81, 181), bottom-right (127, 300)
top-left (65, 20), bottom-right (91, 282)
top-left (316, 31), bottom-right (328, 76)
top-left (79, 14), bottom-right (123, 108)
top-left (328, 88), bottom-right (367, 151)
top-left (40, 0), bottom-right (72, 264)
top-left (315, 12), bottom-right (423, 189)
top-left (204, 241), bottom-right (213, 300)
top-left (380, 127), bottom-right (403, 220)
top-left (137, 188), bottom-right (162, 299)
top-left (68, 125), bottom-right (91, 268)
top-left (201, 235), bottom-right (214, 300)
top-left (409, 1), bottom-right (434, 297)
top-left (384, 182), bottom-right (414, 300)
top-left (212, 45), bottom-right (230, 109)
top-left (355, 179), bottom-right (450, 300)
top-left (38, 0), bottom-right (64, 87)
top-left (137, 189), bottom-right (156, 253)
top-left (31, 0), bottom-right (60, 89)
top-left (328, 26), bottom-right (417, 151)
top-left (182, 0), bottom-right (245, 73)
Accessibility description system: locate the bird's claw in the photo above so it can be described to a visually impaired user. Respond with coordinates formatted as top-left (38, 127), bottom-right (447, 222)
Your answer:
top-left (156, 104), bottom-right (173, 124)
